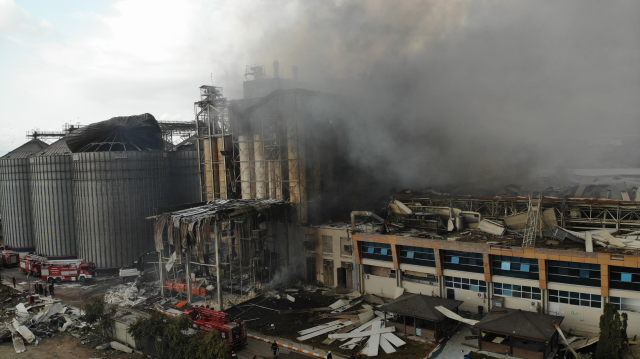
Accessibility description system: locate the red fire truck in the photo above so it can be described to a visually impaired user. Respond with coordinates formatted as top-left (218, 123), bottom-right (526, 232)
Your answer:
top-left (2, 250), bottom-right (20, 268)
top-left (183, 307), bottom-right (247, 349)
top-left (41, 262), bottom-right (97, 283)
top-left (20, 255), bottom-right (85, 277)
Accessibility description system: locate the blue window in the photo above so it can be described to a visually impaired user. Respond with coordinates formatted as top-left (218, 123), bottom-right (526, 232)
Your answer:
top-left (491, 255), bottom-right (539, 280)
top-left (445, 276), bottom-right (487, 292)
top-left (548, 290), bottom-right (601, 308)
top-left (361, 242), bottom-right (392, 262)
top-left (398, 246), bottom-right (435, 267)
top-left (443, 251), bottom-right (484, 273)
top-left (548, 261), bottom-right (600, 287)
top-left (622, 273), bottom-right (632, 282)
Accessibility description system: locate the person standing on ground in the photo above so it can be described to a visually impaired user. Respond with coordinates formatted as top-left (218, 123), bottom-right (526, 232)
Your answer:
top-left (231, 350), bottom-right (238, 358)
top-left (11, 276), bottom-right (15, 288)
top-left (44, 286), bottom-right (48, 297)
top-left (350, 353), bottom-right (356, 359)
top-left (327, 351), bottom-right (332, 359)
top-left (356, 352), bottom-right (362, 359)
top-left (271, 341), bottom-right (279, 357)
top-left (49, 284), bottom-right (54, 297)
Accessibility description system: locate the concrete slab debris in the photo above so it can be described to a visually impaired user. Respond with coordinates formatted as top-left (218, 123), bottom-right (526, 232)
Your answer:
top-left (329, 299), bottom-right (349, 309)
top-left (478, 219), bottom-right (506, 236)
top-left (110, 341), bottom-right (134, 353)
top-left (12, 318), bottom-right (35, 344)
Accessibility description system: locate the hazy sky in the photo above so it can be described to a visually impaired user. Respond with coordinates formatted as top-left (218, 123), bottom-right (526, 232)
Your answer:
top-left (1, 0), bottom-right (639, 170)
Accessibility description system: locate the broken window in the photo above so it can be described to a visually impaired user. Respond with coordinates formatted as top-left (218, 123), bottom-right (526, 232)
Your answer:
top-left (491, 255), bottom-right (539, 280)
top-left (304, 234), bottom-right (316, 251)
top-left (548, 290), bottom-right (600, 308)
top-left (402, 270), bottom-right (438, 284)
top-left (610, 297), bottom-right (640, 313)
top-left (398, 245), bottom-right (435, 267)
top-left (364, 265), bottom-right (395, 278)
top-left (322, 235), bottom-right (333, 255)
top-left (547, 261), bottom-right (601, 287)
top-left (340, 237), bottom-right (352, 257)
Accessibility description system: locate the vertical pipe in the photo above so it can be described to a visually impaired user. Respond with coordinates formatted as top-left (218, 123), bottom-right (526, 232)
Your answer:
top-left (186, 245), bottom-right (193, 303)
top-left (254, 134), bottom-right (267, 199)
top-left (214, 223), bottom-right (223, 310)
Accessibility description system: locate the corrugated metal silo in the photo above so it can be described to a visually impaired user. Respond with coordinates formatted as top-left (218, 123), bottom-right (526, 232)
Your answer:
top-left (73, 151), bottom-right (170, 269)
top-left (30, 138), bottom-right (76, 258)
top-left (171, 136), bottom-right (201, 204)
top-left (0, 139), bottom-right (49, 251)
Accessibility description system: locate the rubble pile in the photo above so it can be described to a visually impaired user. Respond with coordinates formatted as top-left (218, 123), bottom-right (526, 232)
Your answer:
top-left (0, 288), bottom-right (89, 354)
top-left (105, 279), bottom-right (160, 307)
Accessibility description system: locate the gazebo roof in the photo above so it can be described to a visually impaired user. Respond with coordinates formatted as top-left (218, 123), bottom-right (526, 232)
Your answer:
top-left (475, 308), bottom-right (564, 341)
top-left (379, 293), bottom-right (463, 322)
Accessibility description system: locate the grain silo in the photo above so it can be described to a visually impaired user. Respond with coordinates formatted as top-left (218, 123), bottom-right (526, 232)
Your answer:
top-left (0, 139), bottom-right (49, 251)
top-left (30, 138), bottom-right (76, 258)
top-left (170, 135), bottom-right (201, 205)
top-left (68, 114), bottom-right (170, 270)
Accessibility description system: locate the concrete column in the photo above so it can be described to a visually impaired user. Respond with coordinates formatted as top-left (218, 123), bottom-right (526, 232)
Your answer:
top-left (254, 134), bottom-right (267, 199)
top-left (287, 105), bottom-right (307, 223)
top-left (239, 135), bottom-right (252, 199)
top-left (216, 137), bottom-right (228, 199)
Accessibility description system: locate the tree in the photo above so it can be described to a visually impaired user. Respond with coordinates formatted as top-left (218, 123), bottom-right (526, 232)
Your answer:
top-left (82, 295), bottom-right (116, 338)
top-left (596, 303), bottom-right (622, 359)
top-left (621, 312), bottom-right (628, 347)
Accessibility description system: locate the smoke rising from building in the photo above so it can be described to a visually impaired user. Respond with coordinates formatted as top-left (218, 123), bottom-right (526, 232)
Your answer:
top-left (240, 0), bottom-right (640, 192)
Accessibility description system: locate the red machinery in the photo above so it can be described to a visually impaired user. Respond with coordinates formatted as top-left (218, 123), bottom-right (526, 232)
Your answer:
top-left (2, 250), bottom-right (20, 268)
top-left (166, 277), bottom-right (207, 296)
top-left (41, 262), bottom-right (97, 283)
top-left (183, 307), bottom-right (247, 349)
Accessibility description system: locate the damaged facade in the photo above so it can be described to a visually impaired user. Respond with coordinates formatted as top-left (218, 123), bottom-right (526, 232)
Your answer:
top-left (341, 193), bottom-right (640, 341)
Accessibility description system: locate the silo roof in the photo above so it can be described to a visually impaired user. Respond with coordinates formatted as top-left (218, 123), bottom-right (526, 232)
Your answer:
top-left (1, 139), bottom-right (49, 159)
top-left (32, 138), bottom-right (71, 156)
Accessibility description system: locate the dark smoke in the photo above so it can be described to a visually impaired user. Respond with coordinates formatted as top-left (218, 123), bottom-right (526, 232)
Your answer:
top-left (242, 0), bottom-right (640, 193)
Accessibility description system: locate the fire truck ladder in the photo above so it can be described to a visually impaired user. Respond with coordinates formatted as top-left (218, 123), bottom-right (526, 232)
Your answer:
top-left (522, 195), bottom-right (541, 248)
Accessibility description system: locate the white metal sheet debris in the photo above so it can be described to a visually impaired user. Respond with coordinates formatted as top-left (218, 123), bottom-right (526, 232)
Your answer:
top-left (478, 219), bottom-right (506, 236)
top-left (382, 332), bottom-right (406, 347)
top-left (435, 306), bottom-right (479, 326)
top-left (297, 321), bottom-right (353, 341)
top-left (379, 335), bottom-right (396, 354)
top-left (298, 320), bottom-right (343, 335)
top-left (328, 326), bottom-right (395, 339)
top-left (393, 287), bottom-right (404, 299)
top-left (110, 341), bottom-right (134, 353)
top-left (329, 299), bottom-right (349, 309)
top-left (12, 318), bottom-right (35, 344)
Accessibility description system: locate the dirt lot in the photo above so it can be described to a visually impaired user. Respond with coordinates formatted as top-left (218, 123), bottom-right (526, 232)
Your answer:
top-left (226, 289), bottom-right (434, 359)
top-left (0, 331), bottom-right (143, 359)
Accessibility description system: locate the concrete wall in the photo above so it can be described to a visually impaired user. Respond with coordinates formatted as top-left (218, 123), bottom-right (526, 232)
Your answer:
top-left (364, 274), bottom-right (397, 298)
top-left (312, 226), bottom-right (352, 288)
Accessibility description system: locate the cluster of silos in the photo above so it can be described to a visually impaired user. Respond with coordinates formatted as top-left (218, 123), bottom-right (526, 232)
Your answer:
top-left (0, 139), bottom-right (49, 251)
top-left (0, 114), bottom-right (201, 270)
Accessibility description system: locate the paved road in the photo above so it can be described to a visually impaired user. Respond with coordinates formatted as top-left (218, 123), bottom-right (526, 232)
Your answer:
top-left (237, 339), bottom-right (321, 359)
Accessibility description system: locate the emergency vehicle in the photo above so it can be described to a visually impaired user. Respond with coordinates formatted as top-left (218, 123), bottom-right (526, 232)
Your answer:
top-left (183, 307), bottom-right (247, 349)
top-left (20, 255), bottom-right (85, 277)
top-left (41, 262), bottom-right (97, 283)
top-left (2, 250), bottom-right (20, 268)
